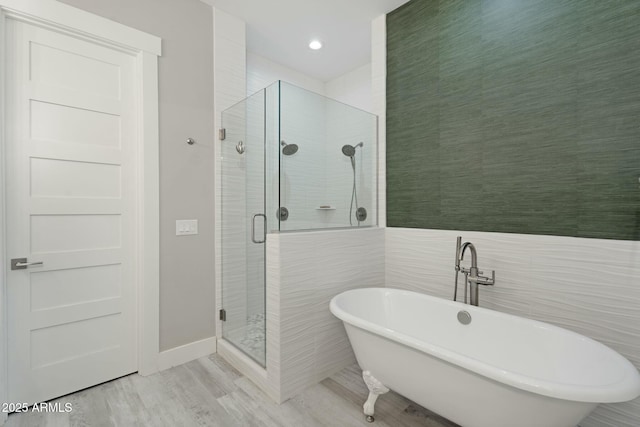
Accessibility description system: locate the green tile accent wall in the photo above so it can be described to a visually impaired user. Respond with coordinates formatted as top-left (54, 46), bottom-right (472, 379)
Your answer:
top-left (386, 0), bottom-right (640, 240)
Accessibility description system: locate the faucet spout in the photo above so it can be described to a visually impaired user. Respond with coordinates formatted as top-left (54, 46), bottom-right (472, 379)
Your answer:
top-left (460, 242), bottom-right (477, 269)
top-left (460, 242), bottom-right (479, 305)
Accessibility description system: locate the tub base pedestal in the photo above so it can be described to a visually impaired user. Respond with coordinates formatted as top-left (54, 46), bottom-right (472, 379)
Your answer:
top-left (363, 371), bottom-right (389, 422)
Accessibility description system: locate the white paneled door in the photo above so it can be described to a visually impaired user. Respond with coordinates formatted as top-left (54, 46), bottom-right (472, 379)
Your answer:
top-left (6, 19), bottom-right (138, 404)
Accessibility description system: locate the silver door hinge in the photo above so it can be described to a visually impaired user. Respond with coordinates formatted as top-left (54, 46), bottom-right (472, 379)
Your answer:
top-left (219, 128), bottom-right (226, 141)
top-left (219, 309), bottom-right (226, 321)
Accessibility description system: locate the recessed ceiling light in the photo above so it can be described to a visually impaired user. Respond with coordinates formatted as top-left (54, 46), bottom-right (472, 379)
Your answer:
top-left (309, 40), bottom-right (322, 50)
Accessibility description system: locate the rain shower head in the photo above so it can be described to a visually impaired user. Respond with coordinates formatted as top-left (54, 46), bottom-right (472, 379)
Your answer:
top-left (341, 142), bottom-right (363, 157)
top-left (281, 140), bottom-right (299, 156)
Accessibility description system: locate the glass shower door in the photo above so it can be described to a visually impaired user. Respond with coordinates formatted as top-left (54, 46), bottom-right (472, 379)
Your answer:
top-left (220, 90), bottom-right (266, 366)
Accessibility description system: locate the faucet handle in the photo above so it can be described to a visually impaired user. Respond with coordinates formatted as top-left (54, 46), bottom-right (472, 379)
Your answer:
top-left (477, 270), bottom-right (495, 286)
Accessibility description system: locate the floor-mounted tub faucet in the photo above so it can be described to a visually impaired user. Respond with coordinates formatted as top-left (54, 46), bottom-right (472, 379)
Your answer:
top-left (454, 237), bottom-right (495, 306)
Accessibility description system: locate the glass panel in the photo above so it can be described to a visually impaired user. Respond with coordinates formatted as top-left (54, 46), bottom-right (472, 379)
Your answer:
top-left (220, 89), bottom-right (266, 366)
top-left (278, 81), bottom-right (377, 231)
top-left (219, 81), bottom-right (377, 365)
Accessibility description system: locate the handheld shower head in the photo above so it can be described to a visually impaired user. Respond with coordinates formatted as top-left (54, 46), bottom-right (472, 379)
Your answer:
top-left (341, 145), bottom-right (355, 157)
top-left (342, 142), bottom-right (365, 227)
top-left (341, 142), bottom-right (363, 157)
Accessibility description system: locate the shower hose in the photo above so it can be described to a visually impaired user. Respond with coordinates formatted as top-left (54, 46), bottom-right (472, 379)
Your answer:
top-left (349, 157), bottom-right (359, 226)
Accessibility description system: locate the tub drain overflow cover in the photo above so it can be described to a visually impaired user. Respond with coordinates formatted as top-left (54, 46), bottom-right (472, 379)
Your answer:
top-left (457, 310), bottom-right (472, 325)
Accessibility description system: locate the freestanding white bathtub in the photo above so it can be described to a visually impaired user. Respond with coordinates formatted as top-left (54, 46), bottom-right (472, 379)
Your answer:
top-left (330, 287), bottom-right (640, 427)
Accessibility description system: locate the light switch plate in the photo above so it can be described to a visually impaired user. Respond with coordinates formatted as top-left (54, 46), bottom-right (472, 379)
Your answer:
top-left (176, 219), bottom-right (198, 236)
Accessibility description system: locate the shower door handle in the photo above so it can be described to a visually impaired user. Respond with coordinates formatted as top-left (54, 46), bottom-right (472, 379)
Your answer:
top-left (251, 213), bottom-right (266, 244)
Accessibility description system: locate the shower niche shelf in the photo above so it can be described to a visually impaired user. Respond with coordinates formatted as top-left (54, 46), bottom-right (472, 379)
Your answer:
top-left (316, 206), bottom-right (336, 210)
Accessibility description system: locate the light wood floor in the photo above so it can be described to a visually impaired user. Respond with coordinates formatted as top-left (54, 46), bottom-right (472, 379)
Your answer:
top-left (6, 354), bottom-right (458, 427)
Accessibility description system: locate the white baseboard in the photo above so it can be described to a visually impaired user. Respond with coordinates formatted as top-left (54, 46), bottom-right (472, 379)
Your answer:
top-left (157, 336), bottom-right (217, 371)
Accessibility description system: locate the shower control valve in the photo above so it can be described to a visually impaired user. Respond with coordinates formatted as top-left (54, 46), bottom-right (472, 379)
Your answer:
top-left (277, 207), bottom-right (289, 221)
top-left (474, 270), bottom-right (495, 286)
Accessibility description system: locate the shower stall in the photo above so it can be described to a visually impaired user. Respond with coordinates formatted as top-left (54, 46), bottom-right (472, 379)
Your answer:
top-left (219, 81), bottom-right (377, 366)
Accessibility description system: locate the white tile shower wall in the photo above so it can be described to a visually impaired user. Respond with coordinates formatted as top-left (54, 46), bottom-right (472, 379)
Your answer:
top-left (247, 53), bottom-right (377, 230)
top-left (247, 52), bottom-right (325, 96)
top-left (245, 93), bottom-right (267, 318)
top-left (278, 84), bottom-right (327, 231)
top-left (279, 89), bottom-right (377, 231)
top-left (325, 63), bottom-right (373, 112)
top-left (267, 228), bottom-right (385, 402)
top-left (247, 54), bottom-right (325, 232)
top-left (324, 63), bottom-right (374, 230)
top-left (323, 107), bottom-right (353, 229)
top-left (214, 8), bottom-right (246, 341)
top-left (385, 227), bottom-right (640, 427)
top-left (324, 102), bottom-right (377, 229)
top-left (264, 235), bottom-right (282, 400)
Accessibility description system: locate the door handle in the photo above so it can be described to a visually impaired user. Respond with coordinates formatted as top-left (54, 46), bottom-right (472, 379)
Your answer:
top-left (11, 258), bottom-right (44, 270)
top-left (251, 214), bottom-right (266, 244)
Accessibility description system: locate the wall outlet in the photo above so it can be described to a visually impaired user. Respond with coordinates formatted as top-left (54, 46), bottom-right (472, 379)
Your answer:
top-left (176, 219), bottom-right (198, 236)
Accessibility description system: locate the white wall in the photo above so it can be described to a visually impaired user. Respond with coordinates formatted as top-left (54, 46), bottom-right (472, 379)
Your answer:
top-left (247, 51), bottom-right (373, 113)
top-left (325, 63), bottom-right (373, 112)
top-left (247, 51), bottom-right (325, 96)
top-left (57, 0), bottom-right (216, 352)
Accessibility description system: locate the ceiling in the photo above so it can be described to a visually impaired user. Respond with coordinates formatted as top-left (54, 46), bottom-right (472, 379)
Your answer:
top-left (204, 0), bottom-right (410, 81)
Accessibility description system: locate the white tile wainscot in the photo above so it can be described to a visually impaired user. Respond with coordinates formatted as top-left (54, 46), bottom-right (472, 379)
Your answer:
top-left (267, 227), bottom-right (385, 402)
top-left (385, 227), bottom-right (640, 427)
